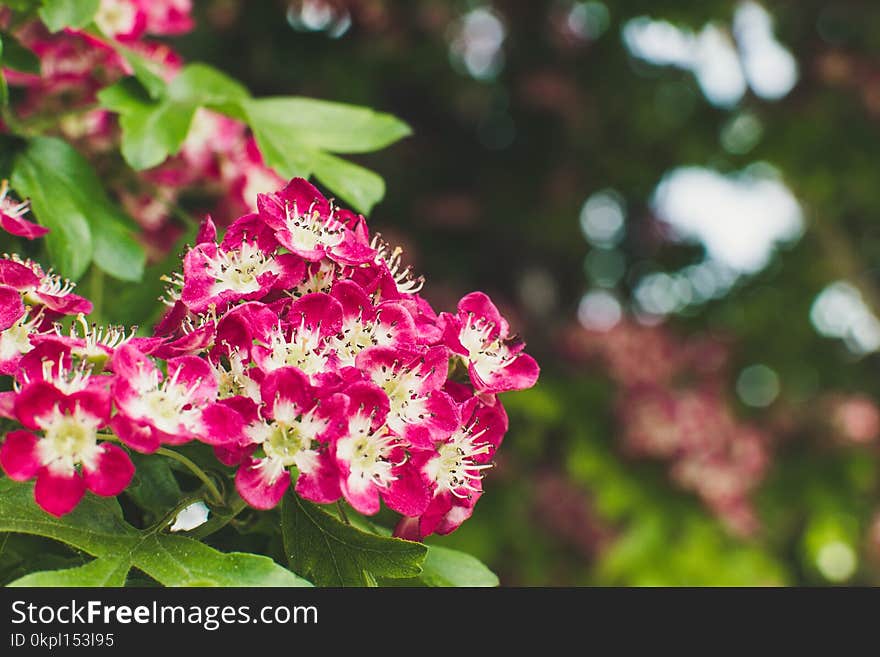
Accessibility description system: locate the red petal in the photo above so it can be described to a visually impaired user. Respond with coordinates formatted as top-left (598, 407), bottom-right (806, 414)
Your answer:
top-left (34, 468), bottom-right (86, 516)
top-left (0, 285), bottom-right (24, 331)
top-left (235, 458), bottom-right (290, 510)
top-left (0, 430), bottom-right (41, 481)
top-left (82, 443), bottom-right (134, 496)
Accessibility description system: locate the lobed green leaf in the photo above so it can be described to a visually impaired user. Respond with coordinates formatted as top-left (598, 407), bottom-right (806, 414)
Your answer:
top-left (0, 479), bottom-right (311, 587)
top-left (280, 494), bottom-right (426, 586)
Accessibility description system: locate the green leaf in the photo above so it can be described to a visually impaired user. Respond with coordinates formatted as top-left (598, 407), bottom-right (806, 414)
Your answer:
top-left (241, 96), bottom-right (408, 214)
top-left (89, 208), bottom-right (146, 281)
top-left (99, 64), bottom-right (250, 171)
top-left (98, 80), bottom-right (195, 170)
top-left (97, 76), bottom-right (155, 113)
top-left (39, 0), bottom-right (100, 32)
top-left (11, 140), bottom-right (94, 279)
top-left (168, 63), bottom-right (250, 107)
top-left (0, 32), bottom-right (40, 74)
top-left (311, 152), bottom-right (386, 215)
top-left (115, 45), bottom-right (166, 99)
top-left (0, 36), bottom-right (7, 107)
top-left (0, 479), bottom-right (312, 587)
top-left (248, 123), bottom-right (313, 179)
top-left (280, 494), bottom-right (427, 586)
top-left (134, 534), bottom-right (311, 587)
top-left (8, 557), bottom-right (129, 587)
top-left (0, 477), bottom-right (138, 557)
top-left (121, 102), bottom-right (196, 171)
top-left (126, 454), bottom-right (183, 519)
top-left (416, 545), bottom-right (500, 587)
top-left (241, 97), bottom-right (410, 154)
top-left (11, 136), bottom-right (145, 280)
top-left (0, 534), bottom-right (78, 586)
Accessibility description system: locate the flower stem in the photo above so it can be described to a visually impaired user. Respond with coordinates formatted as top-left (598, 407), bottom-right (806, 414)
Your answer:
top-left (336, 500), bottom-right (351, 525)
top-left (154, 446), bottom-right (224, 505)
top-left (97, 433), bottom-right (224, 505)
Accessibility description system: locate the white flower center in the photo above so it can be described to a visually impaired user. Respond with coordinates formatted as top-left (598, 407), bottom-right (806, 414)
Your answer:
top-left (16, 264), bottom-right (76, 304)
top-left (284, 204), bottom-right (345, 252)
top-left (36, 406), bottom-right (102, 476)
top-left (370, 363), bottom-right (433, 430)
top-left (336, 427), bottom-right (399, 493)
top-left (458, 315), bottom-right (515, 382)
top-left (0, 316), bottom-right (35, 362)
top-left (95, 0), bottom-right (139, 36)
top-left (328, 317), bottom-right (379, 368)
top-left (208, 242), bottom-right (277, 295)
top-left (214, 352), bottom-right (259, 401)
top-left (425, 426), bottom-right (493, 498)
top-left (260, 322), bottom-right (328, 376)
top-left (126, 367), bottom-right (201, 434)
top-left (0, 182), bottom-right (30, 220)
top-left (293, 261), bottom-right (338, 296)
top-left (39, 359), bottom-right (94, 395)
top-left (246, 406), bottom-right (328, 482)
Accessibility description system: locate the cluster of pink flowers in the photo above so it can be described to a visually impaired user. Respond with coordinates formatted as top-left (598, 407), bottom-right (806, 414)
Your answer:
top-left (565, 321), bottom-right (769, 536)
top-left (2, 0), bottom-right (283, 257)
top-left (5, 0), bottom-right (191, 143)
top-left (0, 177), bottom-right (538, 538)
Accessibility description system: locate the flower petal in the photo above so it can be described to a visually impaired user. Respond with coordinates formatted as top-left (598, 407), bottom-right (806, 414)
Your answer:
top-left (0, 285), bottom-right (25, 331)
top-left (0, 430), bottom-right (41, 481)
top-left (235, 457), bottom-right (290, 510)
top-left (0, 211), bottom-right (49, 239)
top-left (197, 402), bottom-right (245, 446)
top-left (34, 468), bottom-right (86, 517)
top-left (382, 463), bottom-right (431, 517)
top-left (82, 443), bottom-right (134, 496)
top-left (110, 415), bottom-right (161, 453)
top-left (295, 452), bottom-right (342, 504)
top-left (260, 367), bottom-right (313, 419)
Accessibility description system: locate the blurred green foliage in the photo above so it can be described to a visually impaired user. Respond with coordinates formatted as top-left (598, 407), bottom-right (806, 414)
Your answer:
top-left (164, 0), bottom-right (880, 585)
top-left (8, 0), bottom-right (880, 585)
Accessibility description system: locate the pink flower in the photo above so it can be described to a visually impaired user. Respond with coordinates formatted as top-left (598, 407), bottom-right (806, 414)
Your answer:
top-left (0, 285), bottom-right (25, 333)
top-left (333, 381), bottom-right (430, 516)
top-left (0, 182), bottom-right (49, 240)
top-left (136, 0), bottom-right (194, 36)
top-left (0, 168), bottom-right (538, 534)
top-left (442, 292), bottom-right (539, 394)
top-left (0, 308), bottom-right (45, 376)
top-left (0, 255), bottom-right (92, 316)
top-left (326, 279), bottom-right (417, 368)
top-left (250, 293), bottom-right (342, 379)
top-left (220, 137), bottom-right (285, 219)
top-left (109, 344), bottom-right (241, 453)
top-left (257, 178), bottom-right (375, 266)
top-left (93, 0), bottom-right (147, 41)
top-left (396, 389), bottom-right (507, 539)
top-left (180, 222), bottom-right (304, 314)
top-left (0, 379), bottom-right (133, 516)
top-left (233, 367), bottom-right (348, 510)
top-left (30, 314), bottom-right (146, 369)
top-left (356, 345), bottom-right (460, 448)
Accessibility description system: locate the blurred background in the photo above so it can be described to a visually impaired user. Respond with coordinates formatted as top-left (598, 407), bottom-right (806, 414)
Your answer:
top-left (176, 0), bottom-right (880, 585)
